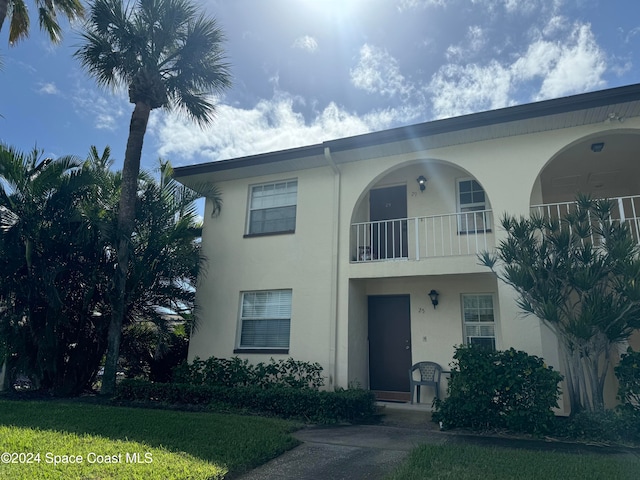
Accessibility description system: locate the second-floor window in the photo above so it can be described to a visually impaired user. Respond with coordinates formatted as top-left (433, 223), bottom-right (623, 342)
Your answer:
top-left (247, 180), bottom-right (297, 235)
top-left (457, 178), bottom-right (490, 233)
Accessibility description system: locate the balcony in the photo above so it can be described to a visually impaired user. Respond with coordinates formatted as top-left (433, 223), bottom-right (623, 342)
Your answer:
top-left (530, 195), bottom-right (640, 245)
top-left (351, 210), bottom-right (494, 263)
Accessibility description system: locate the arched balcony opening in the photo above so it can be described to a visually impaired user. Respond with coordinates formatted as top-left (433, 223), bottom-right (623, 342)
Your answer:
top-left (530, 130), bottom-right (640, 246)
top-left (350, 160), bottom-right (494, 263)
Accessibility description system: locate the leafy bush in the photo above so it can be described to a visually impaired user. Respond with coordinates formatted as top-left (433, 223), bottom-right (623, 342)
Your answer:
top-left (173, 356), bottom-right (325, 389)
top-left (432, 345), bottom-right (562, 434)
top-left (615, 347), bottom-right (640, 413)
top-left (551, 409), bottom-right (640, 445)
top-left (114, 379), bottom-right (376, 423)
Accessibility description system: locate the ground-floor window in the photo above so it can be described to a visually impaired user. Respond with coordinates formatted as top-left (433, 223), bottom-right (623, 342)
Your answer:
top-left (462, 294), bottom-right (496, 350)
top-left (238, 290), bottom-right (291, 349)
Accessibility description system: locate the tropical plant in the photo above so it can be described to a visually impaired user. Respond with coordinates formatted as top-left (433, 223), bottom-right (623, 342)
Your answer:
top-left (0, 145), bottom-right (216, 395)
top-left (0, 0), bottom-right (83, 45)
top-left (75, 0), bottom-right (231, 396)
top-left (0, 144), bottom-right (109, 395)
top-left (480, 195), bottom-right (640, 413)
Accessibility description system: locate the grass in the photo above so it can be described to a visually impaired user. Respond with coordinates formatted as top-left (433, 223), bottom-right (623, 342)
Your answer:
top-left (0, 399), bottom-right (300, 479)
top-left (386, 443), bottom-right (640, 480)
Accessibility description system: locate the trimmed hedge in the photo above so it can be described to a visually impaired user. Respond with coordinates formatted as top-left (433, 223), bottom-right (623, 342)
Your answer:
top-left (115, 379), bottom-right (377, 424)
top-left (432, 345), bottom-right (562, 434)
top-left (173, 356), bottom-right (325, 389)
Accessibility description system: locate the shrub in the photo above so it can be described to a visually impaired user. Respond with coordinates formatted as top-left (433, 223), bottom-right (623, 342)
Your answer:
top-left (551, 409), bottom-right (640, 445)
top-left (172, 356), bottom-right (325, 389)
top-left (615, 347), bottom-right (640, 413)
top-left (432, 345), bottom-right (562, 434)
top-left (114, 379), bottom-right (376, 423)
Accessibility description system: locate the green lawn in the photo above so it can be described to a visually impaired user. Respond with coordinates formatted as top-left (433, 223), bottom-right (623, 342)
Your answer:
top-left (0, 399), bottom-right (299, 479)
top-left (386, 443), bottom-right (640, 480)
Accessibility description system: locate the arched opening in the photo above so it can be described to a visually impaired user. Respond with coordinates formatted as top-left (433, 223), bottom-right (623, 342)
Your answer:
top-left (531, 130), bottom-right (640, 243)
top-left (349, 159), bottom-right (494, 262)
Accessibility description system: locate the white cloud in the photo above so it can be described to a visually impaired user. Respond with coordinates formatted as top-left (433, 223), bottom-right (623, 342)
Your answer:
top-left (37, 82), bottom-right (60, 95)
top-left (397, 0), bottom-right (446, 10)
top-left (514, 23), bottom-right (606, 100)
top-left (446, 25), bottom-right (487, 61)
top-left (428, 61), bottom-right (515, 118)
top-left (292, 35), bottom-right (319, 53)
top-left (470, 0), bottom-right (563, 15)
top-left (350, 44), bottom-right (411, 98)
top-left (151, 91), bottom-right (422, 163)
top-left (429, 20), bottom-right (607, 118)
top-left (72, 86), bottom-right (128, 131)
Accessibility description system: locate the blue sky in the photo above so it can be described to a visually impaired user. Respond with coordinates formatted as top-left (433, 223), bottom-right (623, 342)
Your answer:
top-left (1, 0), bottom-right (639, 175)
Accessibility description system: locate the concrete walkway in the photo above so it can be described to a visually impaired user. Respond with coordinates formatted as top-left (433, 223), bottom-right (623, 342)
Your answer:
top-left (237, 423), bottom-right (442, 480)
top-left (236, 404), bottom-right (436, 480)
top-left (236, 403), bottom-right (639, 480)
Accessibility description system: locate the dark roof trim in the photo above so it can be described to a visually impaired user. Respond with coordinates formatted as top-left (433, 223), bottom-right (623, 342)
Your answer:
top-left (173, 143), bottom-right (324, 178)
top-left (326, 83), bottom-right (640, 151)
top-left (174, 83), bottom-right (640, 178)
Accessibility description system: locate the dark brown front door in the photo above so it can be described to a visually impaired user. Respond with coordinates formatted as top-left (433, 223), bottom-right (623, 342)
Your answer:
top-left (368, 295), bottom-right (412, 392)
top-left (369, 185), bottom-right (408, 259)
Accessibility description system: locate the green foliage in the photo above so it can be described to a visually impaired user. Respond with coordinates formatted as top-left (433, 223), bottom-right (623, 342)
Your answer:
top-left (433, 345), bottom-right (562, 434)
top-left (0, 146), bottom-right (209, 395)
top-left (0, 145), bottom-right (110, 395)
top-left (173, 356), bottom-right (325, 389)
top-left (1, 0), bottom-right (84, 45)
top-left (480, 195), bottom-right (640, 412)
top-left (119, 322), bottom-right (189, 382)
top-left (615, 347), bottom-right (640, 412)
top-left (115, 379), bottom-right (377, 423)
top-left (551, 409), bottom-right (640, 445)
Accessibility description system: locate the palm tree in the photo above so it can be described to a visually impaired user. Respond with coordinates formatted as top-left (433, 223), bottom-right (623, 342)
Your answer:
top-left (75, 0), bottom-right (230, 395)
top-left (0, 144), bottom-right (109, 395)
top-left (0, 0), bottom-right (84, 45)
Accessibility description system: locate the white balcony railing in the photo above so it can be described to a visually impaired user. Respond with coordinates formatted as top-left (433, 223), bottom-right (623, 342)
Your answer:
top-left (351, 210), bottom-right (494, 262)
top-left (530, 195), bottom-right (640, 246)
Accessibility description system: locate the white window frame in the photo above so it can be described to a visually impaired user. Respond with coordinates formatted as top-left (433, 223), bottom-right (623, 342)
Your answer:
top-left (456, 178), bottom-right (491, 233)
top-left (237, 290), bottom-right (292, 351)
top-left (461, 293), bottom-right (496, 350)
top-left (246, 179), bottom-right (298, 235)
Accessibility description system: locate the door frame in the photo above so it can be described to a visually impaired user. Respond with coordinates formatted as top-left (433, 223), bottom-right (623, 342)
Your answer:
top-left (368, 294), bottom-right (412, 396)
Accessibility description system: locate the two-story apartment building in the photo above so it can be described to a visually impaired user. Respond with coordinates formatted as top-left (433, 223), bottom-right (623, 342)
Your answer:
top-left (174, 83), bottom-right (640, 412)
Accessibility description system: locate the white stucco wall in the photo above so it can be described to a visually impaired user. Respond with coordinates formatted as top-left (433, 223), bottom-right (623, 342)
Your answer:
top-left (189, 165), bottom-right (339, 386)
top-left (186, 113), bottom-right (640, 410)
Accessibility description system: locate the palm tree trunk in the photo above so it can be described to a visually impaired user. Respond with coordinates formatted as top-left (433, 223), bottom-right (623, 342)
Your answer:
top-left (0, 359), bottom-right (6, 391)
top-left (101, 101), bottom-right (151, 396)
top-left (0, 0), bottom-right (8, 34)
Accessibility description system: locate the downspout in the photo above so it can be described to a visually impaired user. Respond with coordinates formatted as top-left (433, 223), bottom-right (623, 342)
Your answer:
top-left (324, 146), bottom-right (340, 389)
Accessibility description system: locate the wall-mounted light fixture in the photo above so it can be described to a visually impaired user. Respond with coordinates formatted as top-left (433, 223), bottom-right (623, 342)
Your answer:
top-left (417, 175), bottom-right (428, 192)
top-left (428, 289), bottom-right (439, 309)
top-left (590, 142), bottom-right (604, 153)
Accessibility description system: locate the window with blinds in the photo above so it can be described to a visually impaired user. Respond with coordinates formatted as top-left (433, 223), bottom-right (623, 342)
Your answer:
top-left (247, 180), bottom-right (297, 235)
top-left (462, 294), bottom-right (496, 350)
top-left (239, 290), bottom-right (291, 349)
